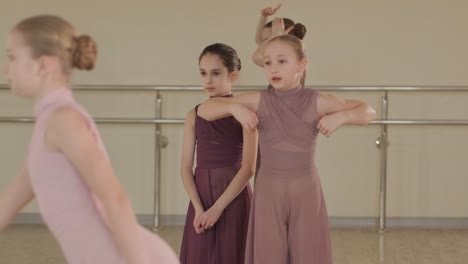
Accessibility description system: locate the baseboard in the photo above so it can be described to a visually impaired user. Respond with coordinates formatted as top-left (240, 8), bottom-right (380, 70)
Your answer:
top-left (13, 213), bottom-right (468, 229)
top-left (329, 217), bottom-right (468, 229)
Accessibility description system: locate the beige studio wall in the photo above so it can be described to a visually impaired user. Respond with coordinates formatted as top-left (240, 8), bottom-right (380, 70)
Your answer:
top-left (0, 0), bottom-right (467, 226)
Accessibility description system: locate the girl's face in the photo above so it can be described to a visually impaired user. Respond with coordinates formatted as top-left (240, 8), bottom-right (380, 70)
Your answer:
top-left (4, 31), bottom-right (42, 98)
top-left (199, 53), bottom-right (237, 97)
top-left (263, 40), bottom-right (306, 90)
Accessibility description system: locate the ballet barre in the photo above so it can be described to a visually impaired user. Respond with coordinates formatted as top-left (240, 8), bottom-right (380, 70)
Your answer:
top-left (2, 117), bottom-right (468, 125)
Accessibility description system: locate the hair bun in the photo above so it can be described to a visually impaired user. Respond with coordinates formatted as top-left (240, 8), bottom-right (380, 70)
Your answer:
top-left (290, 23), bottom-right (307, 40)
top-left (72, 35), bottom-right (97, 70)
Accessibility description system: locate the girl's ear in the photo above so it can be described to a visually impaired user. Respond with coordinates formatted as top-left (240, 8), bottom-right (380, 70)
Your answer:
top-left (299, 58), bottom-right (308, 73)
top-left (36, 55), bottom-right (55, 77)
top-left (229, 70), bottom-right (239, 82)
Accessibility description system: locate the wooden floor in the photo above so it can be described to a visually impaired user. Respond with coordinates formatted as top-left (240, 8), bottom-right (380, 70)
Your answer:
top-left (1, 225), bottom-right (468, 263)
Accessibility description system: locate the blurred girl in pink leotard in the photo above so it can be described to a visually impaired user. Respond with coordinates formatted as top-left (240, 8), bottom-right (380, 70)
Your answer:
top-left (0, 14), bottom-right (179, 264)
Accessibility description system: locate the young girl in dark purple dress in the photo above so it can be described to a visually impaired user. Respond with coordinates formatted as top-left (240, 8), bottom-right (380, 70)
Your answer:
top-left (180, 43), bottom-right (257, 264)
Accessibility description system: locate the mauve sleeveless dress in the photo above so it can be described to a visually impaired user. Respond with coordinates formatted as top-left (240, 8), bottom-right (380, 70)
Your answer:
top-left (245, 86), bottom-right (333, 264)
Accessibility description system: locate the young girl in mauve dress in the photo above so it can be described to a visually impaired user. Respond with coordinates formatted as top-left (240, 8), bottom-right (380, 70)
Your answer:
top-left (198, 35), bottom-right (376, 264)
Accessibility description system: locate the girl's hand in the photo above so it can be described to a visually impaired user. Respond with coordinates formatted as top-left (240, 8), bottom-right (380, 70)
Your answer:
top-left (261, 4), bottom-right (282, 16)
top-left (193, 208), bottom-right (205, 234)
top-left (232, 104), bottom-right (259, 130)
top-left (198, 205), bottom-right (223, 230)
top-left (317, 112), bottom-right (346, 137)
top-left (271, 17), bottom-right (294, 38)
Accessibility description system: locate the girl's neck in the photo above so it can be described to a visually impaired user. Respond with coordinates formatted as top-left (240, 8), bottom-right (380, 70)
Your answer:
top-left (33, 76), bottom-right (70, 102)
top-left (274, 80), bottom-right (302, 92)
top-left (209, 89), bottom-right (232, 98)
